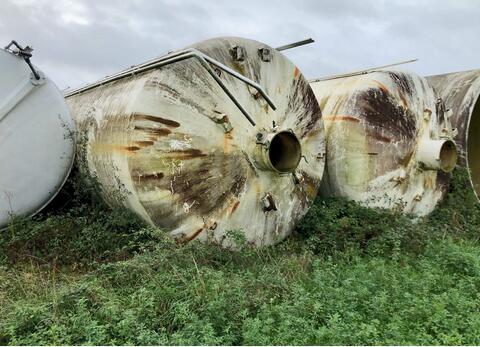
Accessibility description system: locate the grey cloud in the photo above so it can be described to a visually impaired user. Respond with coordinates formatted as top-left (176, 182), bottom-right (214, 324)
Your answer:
top-left (1, 0), bottom-right (479, 89)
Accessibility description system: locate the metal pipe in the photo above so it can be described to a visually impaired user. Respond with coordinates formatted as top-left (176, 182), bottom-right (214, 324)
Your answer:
top-left (275, 38), bottom-right (314, 52)
top-left (309, 59), bottom-right (418, 83)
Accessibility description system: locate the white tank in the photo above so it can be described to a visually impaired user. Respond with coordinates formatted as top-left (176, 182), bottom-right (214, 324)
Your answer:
top-left (0, 43), bottom-right (75, 228)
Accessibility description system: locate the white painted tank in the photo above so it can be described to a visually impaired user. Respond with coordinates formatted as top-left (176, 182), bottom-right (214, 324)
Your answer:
top-left (0, 43), bottom-right (75, 228)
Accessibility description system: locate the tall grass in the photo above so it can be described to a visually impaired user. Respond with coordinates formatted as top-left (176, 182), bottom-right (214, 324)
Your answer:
top-left (1, 169), bottom-right (480, 345)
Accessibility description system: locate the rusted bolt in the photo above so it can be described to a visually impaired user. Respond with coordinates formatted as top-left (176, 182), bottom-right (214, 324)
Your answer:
top-left (231, 45), bottom-right (245, 61)
top-left (256, 132), bottom-right (265, 143)
top-left (261, 193), bottom-right (277, 212)
top-left (271, 120), bottom-right (278, 132)
top-left (423, 108), bottom-right (432, 121)
top-left (212, 111), bottom-right (233, 132)
top-left (258, 47), bottom-right (272, 62)
top-left (414, 193), bottom-right (423, 201)
top-left (390, 176), bottom-right (405, 183)
top-left (292, 171), bottom-right (304, 184)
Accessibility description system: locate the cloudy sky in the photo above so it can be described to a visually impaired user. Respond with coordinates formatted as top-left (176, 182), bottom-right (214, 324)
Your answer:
top-left (1, 0), bottom-right (478, 90)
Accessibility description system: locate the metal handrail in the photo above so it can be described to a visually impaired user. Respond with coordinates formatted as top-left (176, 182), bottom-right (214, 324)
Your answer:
top-left (65, 48), bottom-right (278, 126)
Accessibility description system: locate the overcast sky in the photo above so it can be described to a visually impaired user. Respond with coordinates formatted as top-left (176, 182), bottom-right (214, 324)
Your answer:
top-left (1, 0), bottom-right (479, 90)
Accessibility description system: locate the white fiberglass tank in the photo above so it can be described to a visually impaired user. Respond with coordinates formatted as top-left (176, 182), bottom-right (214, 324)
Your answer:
top-left (0, 41), bottom-right (75, 228)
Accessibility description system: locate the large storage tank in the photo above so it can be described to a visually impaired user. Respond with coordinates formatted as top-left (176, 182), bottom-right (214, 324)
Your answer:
top-left (310, 70), bottom-right (457, 216)
top-left (427, 70), bottom-right (480, 200)
top-left (0, 42), bottom-right (75, 228)
top-left (65, 37), bottom-right (325, 247)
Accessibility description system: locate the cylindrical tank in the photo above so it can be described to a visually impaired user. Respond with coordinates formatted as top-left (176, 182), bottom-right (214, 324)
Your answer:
top-left (310, 70), bottom-right (457, 216)
top-left (427, 70), bottom-right (480, 200)
top-left (0, 45), bottom-right (75, 228)
top-left (65, 37), bottom-right (325, 247)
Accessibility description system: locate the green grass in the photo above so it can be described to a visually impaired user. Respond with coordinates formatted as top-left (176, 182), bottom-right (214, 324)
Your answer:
top-left (1, 169), bottom-right (480, 345)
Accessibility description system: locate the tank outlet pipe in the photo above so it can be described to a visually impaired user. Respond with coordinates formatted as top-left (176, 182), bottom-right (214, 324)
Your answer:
top-left (417, 139), bottom-right (457, 172)
top-left (253, 130), bottom-right (302, 174)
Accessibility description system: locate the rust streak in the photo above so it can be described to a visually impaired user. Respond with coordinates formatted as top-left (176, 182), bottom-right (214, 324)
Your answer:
top-left (134, 126), bottom-right (172, 136)
top-left (136, 141), bottom-right (155, 147)
top-left (373, 80), bottom-right (390, 95)
top-left (164, 149), bottom-right (207, 159)
top-left (230, 200), bottom-right (240, 215)
top-left (369, 133), bottom-right (392, 143)
top-left (294, 67), bottom-right (300, 79)
top-left (184, 228), bottom-right (204, 242)
top-left (133, 113), bottom-right (181, 127)
top-left (125, 146), bottom-right (141, 151)
top-left (223, 132), bottom-right (233, 153)
top-left (323, 114), bottom-right (361, 123)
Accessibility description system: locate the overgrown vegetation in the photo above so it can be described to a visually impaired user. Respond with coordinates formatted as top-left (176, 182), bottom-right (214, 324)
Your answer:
top-left (1, 169), bottom-right (480, 345)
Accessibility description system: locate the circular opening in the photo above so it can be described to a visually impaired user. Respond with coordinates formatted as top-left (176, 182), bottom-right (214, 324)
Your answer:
top-left (268, 131), bottom-right (302, 173)
top-left (440, 140), bottom-right (457, 172)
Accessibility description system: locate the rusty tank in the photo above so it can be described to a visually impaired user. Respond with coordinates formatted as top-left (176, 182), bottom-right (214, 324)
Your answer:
top-left (310, 70), bottom-right (457, 216)
top-left (65, 36), bottom-right (325, 247)
top-left (427, 70), bottom-right (480, 200)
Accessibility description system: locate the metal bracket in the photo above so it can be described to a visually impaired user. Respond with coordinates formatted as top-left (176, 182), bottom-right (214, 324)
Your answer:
top-left (4, 40), bottom-right (41, 80)
top-left (65, 48), bottom-right (277, 127)
top-left (231, 45), bottom-right (246, 61)
top-left (258, 48), bottom-right (272, 62)
top-left (212, 111), bottom-right (233, 133)
top-left (261, 193), bottom-right (277, 212)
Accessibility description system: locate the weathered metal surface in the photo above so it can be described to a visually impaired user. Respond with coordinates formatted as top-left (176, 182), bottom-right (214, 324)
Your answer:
top-left (0, 46), bottom-right (75, 228)
top-left (310, 70), bottom-right (457, 216)
top-left (427, 70), bottom-right (480, 200)
top-left (66, 37), bottom-right (325, 247)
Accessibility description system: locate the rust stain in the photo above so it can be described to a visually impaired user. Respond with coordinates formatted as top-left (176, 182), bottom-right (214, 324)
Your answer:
top-left (135, 140), bottom-right (155, 147)
top-left (374, 80), bottom-right (390, 95)
top-left (323, 114), bottom-right (361, 123)
top-left (163, 148), bottom-right (207, 159)
top-left (398, 91), bottom-right (408, 110)
top-left (133, 113), bottom-right (181, 128)
top-left (230, 200), bottom-right (240, 215)
top-left (294, 67), bottom-right (300, 79)
top-left (178, 228), bottom-right (204, 244)
top-left (223, 132), bottom-right (232, 153)
top-left (134, 126), bottom-right (172, 137)
top-left (368, 132), bottom-right (392, 143)
top-left (125, 146), bottom-right (141, 151)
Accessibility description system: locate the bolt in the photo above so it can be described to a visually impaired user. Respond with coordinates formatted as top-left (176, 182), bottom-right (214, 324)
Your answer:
top-left (423, 108), bottom-right (432, 121)
top-left (261, 193), bottom-right (277, 212)
top-left (292, 171), bottom-right (304, 184)
top-left (231, 45), bottom-right (245, 61)
top-left (258, 47), bottom-right (272, 62)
